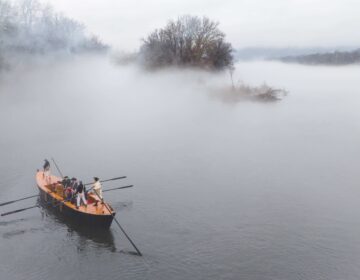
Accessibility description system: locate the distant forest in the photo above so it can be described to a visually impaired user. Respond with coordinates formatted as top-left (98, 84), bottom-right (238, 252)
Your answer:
top-left (0, 0), bottom-right (107, 69)
top-left (280, 49), bottom-right (360, 65)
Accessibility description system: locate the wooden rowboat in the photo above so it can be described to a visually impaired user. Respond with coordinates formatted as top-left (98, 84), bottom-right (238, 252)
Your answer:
top-left (36, 171), bottom-right (115, 228)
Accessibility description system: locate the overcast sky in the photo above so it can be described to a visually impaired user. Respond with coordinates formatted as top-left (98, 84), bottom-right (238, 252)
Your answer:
top-left (43, 0), bottom-right (360, 51)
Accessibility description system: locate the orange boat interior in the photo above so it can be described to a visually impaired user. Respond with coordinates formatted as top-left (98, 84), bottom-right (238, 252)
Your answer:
top-left (36, 171), bottom-right (114, 216)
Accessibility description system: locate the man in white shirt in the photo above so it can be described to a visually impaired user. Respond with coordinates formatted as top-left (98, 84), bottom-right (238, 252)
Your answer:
top-left (92, 177), bottom-right (103, 206)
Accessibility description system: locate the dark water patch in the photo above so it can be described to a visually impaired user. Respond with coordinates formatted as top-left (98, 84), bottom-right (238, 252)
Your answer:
top-left (2, 229), bottom-right (27, 238)
top-left (118, 249), bottom-right (142, 256)
top-left (112, 200), bottom-right (133, 211)
top-left (2, 227), bottom-right (42, 239)
top-left (0, 218), bottom-right (27, 226)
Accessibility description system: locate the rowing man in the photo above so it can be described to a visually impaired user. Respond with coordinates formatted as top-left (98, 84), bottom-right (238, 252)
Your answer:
top-left (92, 177), bottom-right (103, 206)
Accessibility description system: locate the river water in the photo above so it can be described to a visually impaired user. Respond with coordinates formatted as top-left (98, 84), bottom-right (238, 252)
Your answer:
top-left (0, 56), bottom-right (360, 280)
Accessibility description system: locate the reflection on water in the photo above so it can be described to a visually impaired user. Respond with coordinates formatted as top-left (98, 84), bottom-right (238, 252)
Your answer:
top-left (67, 226), bottom-right (117, 253)
top-left (38, 198), bottom-right (117, 252)
top-left (0, 218), bottom-right (27, 227)
top-left (2, 227), bottom-right (43, 239)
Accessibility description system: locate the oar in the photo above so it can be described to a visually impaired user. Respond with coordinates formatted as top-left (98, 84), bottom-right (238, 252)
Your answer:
top-left (0, 194), bottom-right (40, 207)
top-left (103, 185), bottom-right (133, 193)
top-left (84, 176), bottom-right (127, 186)
top-left (1, 197), bottom-right (72, 217)
top-left (92, 190), bottom-right (142, 256)
top-left (0, 184), bottom-right (133, 209)
top-left (51, 157), bottom-right (64, 178)
top-left (1, 205), bottom-right (39, 216)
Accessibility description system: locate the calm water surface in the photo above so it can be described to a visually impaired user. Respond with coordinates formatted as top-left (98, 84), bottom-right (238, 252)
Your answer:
top-left (0, 57), bottom-right (360, 280)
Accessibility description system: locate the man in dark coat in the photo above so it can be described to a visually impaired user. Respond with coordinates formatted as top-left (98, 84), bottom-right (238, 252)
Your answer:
top-left (75, 181), bottom-right (87, 209)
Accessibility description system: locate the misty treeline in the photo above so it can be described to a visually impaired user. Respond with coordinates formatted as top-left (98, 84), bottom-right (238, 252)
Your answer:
top-left (0, 3), bottom-right (286, 103)
top-left (139, 16), bottom-right (233, 70)
top-left (0, 0), bottom-right (106, 68)
top-left (280, 49), bottom-right (360, 65)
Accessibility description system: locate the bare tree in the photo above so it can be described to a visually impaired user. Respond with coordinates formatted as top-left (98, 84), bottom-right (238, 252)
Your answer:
top-left (18, 0), bottom-right (41, 30)
top-left (140, 15), bottom-right (233, 70)
top-left (0, 0), bottom-right (16, 36)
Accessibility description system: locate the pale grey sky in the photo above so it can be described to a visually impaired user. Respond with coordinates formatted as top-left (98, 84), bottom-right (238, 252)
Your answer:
top-left (43, 0), bottom-right (360, 51)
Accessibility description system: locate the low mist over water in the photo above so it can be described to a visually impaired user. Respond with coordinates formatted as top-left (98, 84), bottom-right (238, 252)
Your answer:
top-left (1, 56), bottom-right (360, 279)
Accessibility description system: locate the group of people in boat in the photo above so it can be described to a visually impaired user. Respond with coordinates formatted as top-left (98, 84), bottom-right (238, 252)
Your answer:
top-left (43, 159), bottom-right (104, 209)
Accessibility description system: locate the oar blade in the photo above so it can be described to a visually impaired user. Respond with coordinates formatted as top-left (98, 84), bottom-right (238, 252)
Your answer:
top-left (91, 189), bottom-right (142, 256)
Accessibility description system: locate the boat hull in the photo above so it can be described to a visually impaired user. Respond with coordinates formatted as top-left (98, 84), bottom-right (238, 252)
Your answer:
top-left (38, 187), bottom-right (114, 228)
top-left (36, 171), bottom-right (115, 229)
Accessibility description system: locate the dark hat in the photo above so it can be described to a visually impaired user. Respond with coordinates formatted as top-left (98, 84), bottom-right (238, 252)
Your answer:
top-left (64, 176), bottom-right (69, 179)
top-left (71, 177), bottom-right (77, 181)
top-left (94, 177), bottom-right (99, 181)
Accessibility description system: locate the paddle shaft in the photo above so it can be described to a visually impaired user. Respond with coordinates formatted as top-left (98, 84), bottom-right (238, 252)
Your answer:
top-left (103, 185), bottom-right (133, 193)
top-left (1, 205), bottom-right (39, 216)
top-left (0, 185), bottom-right (133, 216)
top-left (0, 184), bottom-right (132, 209)
top-left (0, 194), bottom-right (39, 207)
top-left (51, 158), bottom-right (64, 178)
top-left (84, 176), bottom-right (126, 186)
top-left (1, 197), bottom-right (71, 216)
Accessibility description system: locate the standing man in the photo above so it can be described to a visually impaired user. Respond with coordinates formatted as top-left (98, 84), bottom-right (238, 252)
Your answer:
top-left (43, 159), bottom-right (51, 183)
top-left (92, 177), bottom-right (103, 206)
top-left (75, 181), bottom-right (87, 209)
top-left (70, 177), bottom-right (78, 190)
